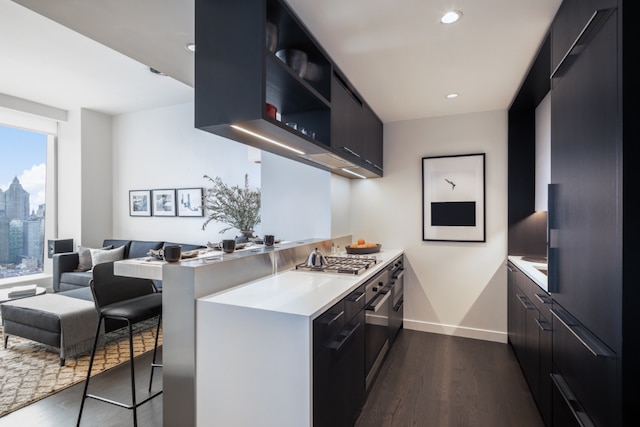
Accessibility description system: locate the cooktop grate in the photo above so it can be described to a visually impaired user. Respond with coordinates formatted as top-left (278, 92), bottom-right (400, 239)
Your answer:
top-left (295, 255), bottom-right (378, 275)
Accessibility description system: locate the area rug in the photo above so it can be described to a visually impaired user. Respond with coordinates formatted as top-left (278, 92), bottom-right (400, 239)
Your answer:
top-left (0, 319), bottom-right (162, 418)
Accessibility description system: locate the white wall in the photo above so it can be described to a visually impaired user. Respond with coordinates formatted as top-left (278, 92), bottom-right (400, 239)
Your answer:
top-left (350, 110), bottom-right (509, 342)
top-left (111, 102), bottom-right (261, 246)
top-left (260, 151), bottom-right (332, 242)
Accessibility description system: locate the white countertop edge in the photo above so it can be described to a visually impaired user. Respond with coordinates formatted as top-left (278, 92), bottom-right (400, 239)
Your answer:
top-left (199, 249), bottom-right (403, 320)
top-left (508, 255), bottom-right (548, 292)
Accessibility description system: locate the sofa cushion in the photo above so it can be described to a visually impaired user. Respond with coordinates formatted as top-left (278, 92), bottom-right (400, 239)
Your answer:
top-left (60, 271), bottom-right (94, 287)
top-left (129, 240), bottom-right (164, 259)
top-left (103, 240), bottom-right (132, 258)
top-left (60, 287), bottom-right (94, 301)
top-left (76, 245), bottom-right (113, 272)
top-left (90, 245), bottom-right (126, 266)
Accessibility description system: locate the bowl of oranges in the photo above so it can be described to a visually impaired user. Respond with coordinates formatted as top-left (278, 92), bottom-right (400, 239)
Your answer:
top-left (345, 238), bottom-right (381, 254)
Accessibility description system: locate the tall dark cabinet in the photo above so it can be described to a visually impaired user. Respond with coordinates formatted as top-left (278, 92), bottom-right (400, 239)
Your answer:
top-left (548, 0), bottom-right (637, 426)
top-left (509, 1), bottom-right (638, 425)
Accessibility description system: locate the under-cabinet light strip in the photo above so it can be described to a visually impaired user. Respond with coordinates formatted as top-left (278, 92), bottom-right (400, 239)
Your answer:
top-left (230, 125), bottom-right (305, 155)
top-left (341, 168), bottom-right (366, 179)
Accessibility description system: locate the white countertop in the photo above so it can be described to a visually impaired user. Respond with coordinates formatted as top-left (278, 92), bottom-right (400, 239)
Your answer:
top-left (508, 255), bottom-right (548, 292)
top-left (199, 248), bottom-right (403, 319)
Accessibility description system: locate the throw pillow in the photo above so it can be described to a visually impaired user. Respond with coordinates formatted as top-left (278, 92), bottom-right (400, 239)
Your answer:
top-left (75, 245), bottom-right (113, 272)
top-left (90, 245), bottom-right (126, 267)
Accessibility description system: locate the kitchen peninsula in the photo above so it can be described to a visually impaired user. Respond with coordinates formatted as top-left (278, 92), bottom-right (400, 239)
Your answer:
top-left (114, 236), bottom-right (402, 426)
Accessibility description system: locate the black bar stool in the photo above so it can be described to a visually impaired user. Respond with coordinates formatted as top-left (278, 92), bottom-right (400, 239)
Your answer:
top-left (77, 261), bottom-right (163, 427)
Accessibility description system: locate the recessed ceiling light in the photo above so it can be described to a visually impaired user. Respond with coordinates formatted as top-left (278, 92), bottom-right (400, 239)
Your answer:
top-left (186, 43), bottom-right (196, 52)
top-left (446, 93), bottom-right (459, 99)
top-left (441, 10), bottom-right (462, 24)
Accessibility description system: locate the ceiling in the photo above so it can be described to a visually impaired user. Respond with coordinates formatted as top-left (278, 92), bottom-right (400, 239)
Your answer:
top-left (2, 0), bottom-right (562, 122)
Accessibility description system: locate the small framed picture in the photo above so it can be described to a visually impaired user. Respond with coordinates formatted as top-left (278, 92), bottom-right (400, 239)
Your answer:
top-left (129, 190), bottom-right (151, 216)
top-left (176, 188), bottom-right (204, 217)
top-left (152, 189), bottom-right (176, 216)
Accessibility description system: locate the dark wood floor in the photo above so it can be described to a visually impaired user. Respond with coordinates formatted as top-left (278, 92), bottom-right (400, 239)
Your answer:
top-left (0, 330), bottom-right (542, 427)
top-left (355, 330), bottom-right (543, 427)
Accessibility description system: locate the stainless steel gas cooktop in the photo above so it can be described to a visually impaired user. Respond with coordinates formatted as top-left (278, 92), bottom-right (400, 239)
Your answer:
top-left (295, 255), bottom-right (378, 275)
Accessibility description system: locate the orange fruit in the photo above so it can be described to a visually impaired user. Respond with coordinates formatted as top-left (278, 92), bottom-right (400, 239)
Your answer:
top-left (357, 238), bottom-right (365, 245)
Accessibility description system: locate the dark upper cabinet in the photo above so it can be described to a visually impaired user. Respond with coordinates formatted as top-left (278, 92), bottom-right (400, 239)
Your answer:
top-left (194, 0), bottom-right (382, 178)
top-left (331, 72), bottom-right (364, 163)
top-left (362, 104), bottom-right (384, 174)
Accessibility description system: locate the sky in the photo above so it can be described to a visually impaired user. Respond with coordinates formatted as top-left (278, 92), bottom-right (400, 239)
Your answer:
top-left (0, 125), bottom-right (47, 211)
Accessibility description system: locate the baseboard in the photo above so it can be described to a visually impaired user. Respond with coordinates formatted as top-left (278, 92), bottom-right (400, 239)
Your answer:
top-left (404, 319), bottom-right (507, 344)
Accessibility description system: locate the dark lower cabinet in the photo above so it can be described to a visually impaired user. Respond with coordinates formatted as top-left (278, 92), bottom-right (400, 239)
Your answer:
top-left (507, 261), bottom-right (552, 426)
top-left (314, 285), bottom-right (365, 427)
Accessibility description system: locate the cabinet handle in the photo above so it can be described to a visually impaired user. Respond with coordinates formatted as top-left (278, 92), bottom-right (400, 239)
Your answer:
top-left (325, 310), bottom-right (344, 326)
top-left (550, 374), bottom-right (596, 427)
top-left (328, 322), bottom-right (361, 352)
top-left (516, 294), bottom-right (535, 310)
top-left (534, 293), bottom-right (552, 305)
top-left (551, 308), bottom-right (616, 358)
top-left (547, 184), bottom-right (558, 293)
top-left (506, 264), bottom-right (515, 272)
top-left (535, 317), bottom-right (552, 332)
top-left (353, 292), bottom-right (365, 303)
top-left (393, 297), bottom-right (403, 312)
top-left (366, 291), bottom-right (391, 313)
top-left (551, 8), bottom-right (615, 79)
top-left (340, 146), bottom-right (361, 158)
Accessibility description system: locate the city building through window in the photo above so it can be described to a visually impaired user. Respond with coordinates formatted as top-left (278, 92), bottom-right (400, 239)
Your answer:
top-left (0, 125), bottom-right (47, 279)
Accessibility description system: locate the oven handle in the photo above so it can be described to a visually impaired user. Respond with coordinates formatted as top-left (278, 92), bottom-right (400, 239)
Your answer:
top-left (328, 321), bottom-right (361, 352)
top-left (366, 291), bottom-right (391, 313)
top-left (392, 269), bottom-right (404, 281)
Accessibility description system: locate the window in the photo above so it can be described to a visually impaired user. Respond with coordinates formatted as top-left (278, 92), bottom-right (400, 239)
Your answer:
top-left (0, 125), bottom-right (47, 278)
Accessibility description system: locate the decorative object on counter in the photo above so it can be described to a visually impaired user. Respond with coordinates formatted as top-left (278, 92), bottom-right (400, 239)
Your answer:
top-left (129, 190), bottom-right (151, 216)
top-left (177, 188), bottom-right (204, 217)
top-left (202, 173), bottom-right (261, 241)
top-left (264, 234), bottom-right (275, 247)
top-left (152, 189), bottom-right (176, 216)
top-left (275, 49), bottom-right (308, 78)
top-left (266, 21), bottom-right (278, 53)
top-left (285, 122), bottom-right (297, 130)
top-left (422, 153), bottom-right (486, 242)
top-left (306, 247), bottom-right (327, 267)
top-left (207, 241), bottom-right (251, 251)
top-left (346, 238), bottom-right (381, 254)
top-left (162, 245), bottom-right (182, 262)
top-left (220, 239), bottom-right (236, 254)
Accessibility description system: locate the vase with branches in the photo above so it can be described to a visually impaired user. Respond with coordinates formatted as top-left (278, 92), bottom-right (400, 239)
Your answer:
top-left (201, 174), bottom-right (261, 241)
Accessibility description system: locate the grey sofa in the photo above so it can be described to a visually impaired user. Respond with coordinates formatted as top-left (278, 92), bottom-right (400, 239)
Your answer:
top-left (52, 239), bottom-right (205, 293)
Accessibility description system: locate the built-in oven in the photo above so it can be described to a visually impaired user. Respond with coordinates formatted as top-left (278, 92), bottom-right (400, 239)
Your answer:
top-left (364, 266), bottom-right (391, 391)
top-left (388, 255), bottom-right (404, 344)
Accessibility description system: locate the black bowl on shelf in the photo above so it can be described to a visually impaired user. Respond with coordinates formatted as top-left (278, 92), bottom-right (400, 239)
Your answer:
top-left (276, 49), bottom-right (308, 78)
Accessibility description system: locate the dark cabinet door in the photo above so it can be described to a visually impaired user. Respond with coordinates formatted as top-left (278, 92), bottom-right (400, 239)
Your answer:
top-left (361, 105), bottom-right (383, 174)
top-left (550, 0), bottom-right (617, 72)
top-left (507, 264), bottom-right (525, 358)
top-left (313, 310), bottom-right (365, 427)
top-left (550, 8), bottom-right (620, 352)
top-left (331, 73), bottom-right (364, 163)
